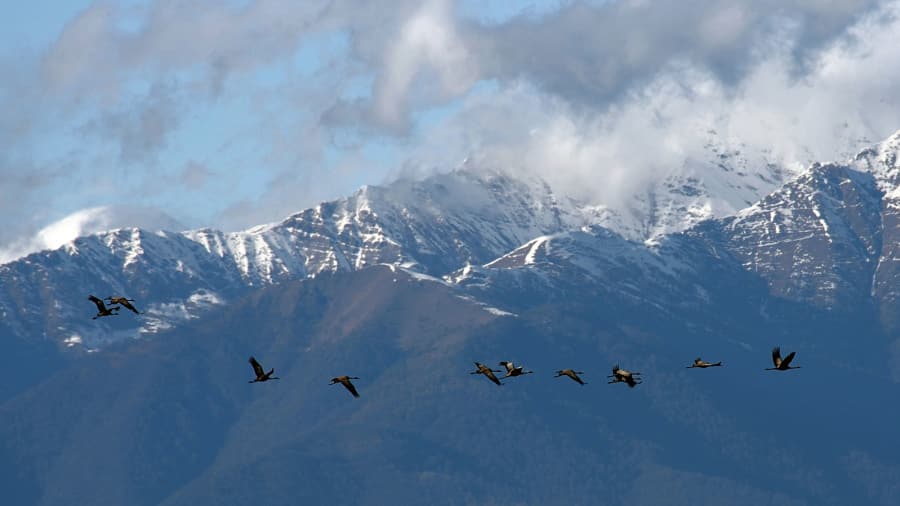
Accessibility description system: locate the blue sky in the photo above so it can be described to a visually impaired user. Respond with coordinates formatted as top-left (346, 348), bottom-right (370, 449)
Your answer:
top-left (0, 2), bottom-right (551, 234)
top-left (2, 0), bottom-right (900, 262)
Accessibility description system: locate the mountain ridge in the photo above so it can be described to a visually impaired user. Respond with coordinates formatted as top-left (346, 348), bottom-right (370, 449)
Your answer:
top-left (0, 169), bottom-right (588, 350)
top-left (3, 133), bottom-right (900, 505)
top-left (2, 131), bottom-right (900, 353)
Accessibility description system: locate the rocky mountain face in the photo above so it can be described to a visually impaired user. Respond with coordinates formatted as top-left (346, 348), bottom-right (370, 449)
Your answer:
top-left (454, 133), bottom-right (900, 330)
top-left (705, 165), bottom-right (882, 312)
top-left (0, 129), bottom-right (804, 354)
top-left (0, 129), bottom-right (816, 354)
top-left (2, 132), bottom-right (900, 504)
top-left (852, 131), bottom-right (900, 330)
top-left (0, 170), bottom-right (593, 351)
top-left (1, 267), bottom-right (898, 506)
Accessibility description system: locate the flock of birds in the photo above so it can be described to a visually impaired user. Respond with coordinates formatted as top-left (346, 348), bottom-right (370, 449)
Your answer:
top-left (249, 350), bottom-right (800, 397)
top-left (87, 294), bottom-right (803, 399)
top-left (464, 351), bottom-right (798, 391)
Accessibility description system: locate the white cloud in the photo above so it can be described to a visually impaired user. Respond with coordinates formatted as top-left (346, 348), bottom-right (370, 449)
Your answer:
top-left (3, 0), bottom-right (900, 246)
top-left (41, 0), bottom-right (333, 98)
top-left (405, 1), bottom-right (900, 212)
top-left (464, 0), bottom-right (885, 105)
top-left (374, 0), bottom-right (478, 127)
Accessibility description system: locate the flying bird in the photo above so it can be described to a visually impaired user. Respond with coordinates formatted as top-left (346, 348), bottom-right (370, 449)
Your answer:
top-left (766, 347), bottom-right (801, 371)
top-left (686, 357), bottom-right (723, 368)
top-left (470, 362), bottom-right (504, 386)
top-left (554, 369), bottom-right (587, 385)
top-left (88, 295), bottom-right (119, 319)
top-left (105, 296), bottom-right (142, 315)
top-left (499, 361), bottom-right (533, 378)
top-left (248, 356), bottom-right (280, 383)
top-left (607, 364), bottom-right (642, 387)
top-left (330, 376), bottom-right (361, 398)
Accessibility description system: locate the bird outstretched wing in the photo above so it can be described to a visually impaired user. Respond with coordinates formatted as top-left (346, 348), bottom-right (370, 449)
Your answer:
top-left (568, 371), bottom-right (585, 384)
top-left (249, 356), bottom-right (265, 377)
top-left (119, 300), bottom-right (140, 314)
top-left (88, 295), bottom-right (106, 312)
top-left (343, 380), bottom-right (360, 398)
top-left (485, 370), bottom-right (502, 386)
top-left (771, 347), bottom-right (782, 368)
top-left (780, 351), bottom-right (796, 368)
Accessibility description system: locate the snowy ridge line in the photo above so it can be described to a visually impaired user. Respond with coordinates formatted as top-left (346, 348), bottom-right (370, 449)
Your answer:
top-left (0, 169), bottom-right (585, 349)
top-left (4, 131), bottom-right (900, 350)
top-left (451, 132), bottom-right (900, 320)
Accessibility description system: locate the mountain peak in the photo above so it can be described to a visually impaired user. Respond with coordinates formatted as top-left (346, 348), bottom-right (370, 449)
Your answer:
top-left (7, 131), bottom-right (900, 350)
top-left (0, 166), bottom-right (590, 349)
top-left (852, 129), bottom-right (900, 191)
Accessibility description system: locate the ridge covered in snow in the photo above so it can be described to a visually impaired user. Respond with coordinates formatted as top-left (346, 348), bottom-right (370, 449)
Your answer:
top-left (450, 130), bottom-right (900, 326)
top-left (591, 130), bottom-right (800, 241)
top-left (4, 130), bottom-right (900, 349)
top-left (0, 169), bottom-right (590, 348)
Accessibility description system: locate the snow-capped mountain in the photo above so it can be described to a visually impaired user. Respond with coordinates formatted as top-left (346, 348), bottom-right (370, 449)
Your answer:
top-left (451, 131), bottom-right (900, 332)
top-left (852, 130), bottom-right (900, 329)
top-left (698, 130), bottom-right (900, 320)
top-left (591, 130), bottom-right (800, 241)
top-left (3, 131), bottom-right (900, 351)
top-left (5, 132), bottom-right (900, 506)
top-left (704, 164), bottom-right (881, 309)
top-left (0, 169), bottom-right (593, 348)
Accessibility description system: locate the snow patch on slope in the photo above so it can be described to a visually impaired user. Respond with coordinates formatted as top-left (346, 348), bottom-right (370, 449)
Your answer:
top-left (140, 290), bottom-right (225, 334)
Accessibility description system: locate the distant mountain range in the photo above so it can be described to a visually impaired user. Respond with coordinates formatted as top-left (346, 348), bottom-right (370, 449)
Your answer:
top-left (1, 131), bottom-right (899, 505)
top-left (1, 131), bottom-right (897, 351)
top-left (0, 169), bottom-right (596, 350)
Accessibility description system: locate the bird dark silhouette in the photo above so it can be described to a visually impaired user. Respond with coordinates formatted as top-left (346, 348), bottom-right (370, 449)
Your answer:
top-left (105, 296), bottom-right (142, 314)
top-left (248, 356), bottom-right (279, 383)
top-left (686, 357), bottom-right (723, 368)
top-left (765, 347), bottom-right (801, 371)
top-left (470, 362), bottom-right (504, 386)
top-left (88, 295), bottom-right (119, 319)
top-left (499, 361), bottom-right (533, 378)
top-left (607, 364), bottom-right (642, 387)
top-left (330, 376), bottom-right (361, 397)
top-left (554, 369), bottom-right (587, 385)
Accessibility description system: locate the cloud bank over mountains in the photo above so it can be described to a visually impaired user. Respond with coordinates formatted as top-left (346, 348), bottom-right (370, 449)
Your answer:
top-left (2, 0), bottom-right (900, 261)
